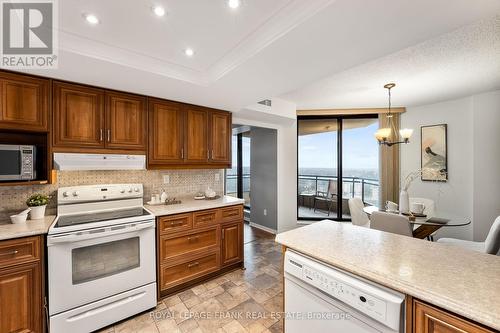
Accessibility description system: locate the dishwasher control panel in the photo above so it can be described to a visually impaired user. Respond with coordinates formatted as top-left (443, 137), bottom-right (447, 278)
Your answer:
top-left (301, 265), bottom-right (386, 320)
top-left (285, 250), bottom-right (405, 331)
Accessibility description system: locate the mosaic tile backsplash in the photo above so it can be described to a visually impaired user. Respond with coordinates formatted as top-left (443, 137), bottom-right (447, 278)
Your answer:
top-left (0, 169), bottom-right (224, 220)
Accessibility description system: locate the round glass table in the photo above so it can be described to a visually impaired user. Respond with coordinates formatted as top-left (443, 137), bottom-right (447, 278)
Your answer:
top-left (363, 205), bottom-right (471, 239)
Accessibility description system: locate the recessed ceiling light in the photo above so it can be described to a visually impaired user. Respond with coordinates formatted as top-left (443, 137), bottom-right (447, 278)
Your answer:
top-left (227, 0), bottom-right (241, 9)
top-left (152, 6), bottom-right (165, 17)
top-left (184, 48), bottom-right (194, 57)
top-left (84, 13), bottom-right (99, 25)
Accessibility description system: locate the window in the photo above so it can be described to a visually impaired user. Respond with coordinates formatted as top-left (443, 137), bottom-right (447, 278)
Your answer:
top-left (297, 115), bottom-right (380, 221)
top-left (225, 132), bottom-right (251, 209)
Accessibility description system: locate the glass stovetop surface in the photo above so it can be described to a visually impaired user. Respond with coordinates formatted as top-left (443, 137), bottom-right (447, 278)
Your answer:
top-left (55, 207), bottom-right (150, 228)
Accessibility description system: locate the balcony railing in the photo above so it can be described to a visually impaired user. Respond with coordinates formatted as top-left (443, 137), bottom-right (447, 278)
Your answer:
top-left (298, 174), bottom-right (379, 206)
top-left (225, 173), bottom-right (379, 212)
top-left (225, 173), bottom-right (251, 206)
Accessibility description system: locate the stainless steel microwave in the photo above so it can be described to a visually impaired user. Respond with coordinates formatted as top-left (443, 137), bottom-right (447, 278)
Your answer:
top-left (0, 145), bottom-right (36, 181)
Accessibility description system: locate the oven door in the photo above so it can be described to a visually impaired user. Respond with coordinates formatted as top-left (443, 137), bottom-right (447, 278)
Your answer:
top-left (47, 220), bottom-right (156, 315)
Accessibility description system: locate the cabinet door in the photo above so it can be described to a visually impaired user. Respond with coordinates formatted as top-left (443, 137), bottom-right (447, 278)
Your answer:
top-left (185, 106), bottom-right (208, 162)
top-left (221, 222), bottom-right (243, 266)
top-left (0, 262), bottom-right (42, 333)
top-left (209, 111), bottom-right (231, 164)
top-left (105, 91), bottom-right (147, 150)
top-left (0, 72), bottom-right (49, 131)
top-left (148, 99), bottom-right (184, 164)
top-left (413, 300), bottom-right (494, 333)
top-left (53, 82), bottom-right (105, 148)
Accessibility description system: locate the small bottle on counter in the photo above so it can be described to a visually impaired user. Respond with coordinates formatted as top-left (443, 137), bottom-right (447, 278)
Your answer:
top-left (160, 189), bottom-right (167, 203)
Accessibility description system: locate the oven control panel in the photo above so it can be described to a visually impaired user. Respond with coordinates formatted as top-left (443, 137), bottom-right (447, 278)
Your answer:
top-left (58, 184), bottom-right (144, 203)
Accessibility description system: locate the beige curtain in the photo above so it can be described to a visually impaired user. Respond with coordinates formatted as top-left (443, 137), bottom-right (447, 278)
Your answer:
top-left (379, 113), bottom-right (400, 205)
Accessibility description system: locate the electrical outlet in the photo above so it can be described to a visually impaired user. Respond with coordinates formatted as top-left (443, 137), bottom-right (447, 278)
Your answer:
top-left (163, 175), bottom-right (170, 184)
top-left (215, 173), bottom-right (220, 182)
top-left (263, 209), bottom-right (267, 216)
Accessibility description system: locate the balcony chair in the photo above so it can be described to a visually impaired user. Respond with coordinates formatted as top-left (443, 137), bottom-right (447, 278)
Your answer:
top-left (370, 211), bottom-right (413, 237)
top-left (313, 179), bottom-right (337, 216)
top-left (437, 216), bottom-right (500, 255)
top-left (348, 198), bottom-right (370, 228)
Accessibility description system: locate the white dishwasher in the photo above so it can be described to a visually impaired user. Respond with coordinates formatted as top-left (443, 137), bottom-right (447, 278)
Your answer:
top-left (284, 250), bottom-right (405, 333)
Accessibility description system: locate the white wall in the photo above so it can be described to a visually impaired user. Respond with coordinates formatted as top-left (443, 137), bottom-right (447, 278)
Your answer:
top-left (472, 91), bottom-right (500, 240)
top-left (233, 116), bottom-right (298, 234)
top-left (401, 90), bottom-right (500, 241)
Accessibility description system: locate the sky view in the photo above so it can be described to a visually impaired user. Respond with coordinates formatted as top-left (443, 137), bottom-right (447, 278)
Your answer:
top-left (299, 121), bottom-right (379, 171)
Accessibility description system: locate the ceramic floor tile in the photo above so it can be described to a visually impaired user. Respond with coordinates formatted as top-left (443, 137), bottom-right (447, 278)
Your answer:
top-left (113, 224), bottom-right (283, 333)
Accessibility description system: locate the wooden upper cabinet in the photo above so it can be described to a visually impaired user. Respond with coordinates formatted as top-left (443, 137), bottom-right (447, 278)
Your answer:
top-left (53, 82), bottom-right (105, 148)
top-left (0, 71), bottom-right (49, 131)
top-left (105, 91), bottom-right (147, 150)
top-left (209, 111), bottom-right (231, 164)
top-left (185, 106), bottom-right (209, 162)
top-left (148, 99), bottom-right (184, 164)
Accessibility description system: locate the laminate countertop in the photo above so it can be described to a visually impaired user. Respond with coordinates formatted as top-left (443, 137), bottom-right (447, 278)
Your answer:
top-left (0, 215), bottom-right (56, 241)
top-left (144, 195), bottom-right (245, 216)
top-left (275, 220), bottom-right (500, 331)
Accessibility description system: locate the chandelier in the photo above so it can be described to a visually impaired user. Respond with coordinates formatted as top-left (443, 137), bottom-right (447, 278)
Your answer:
top-left (375, 83), bottom-right (413, 146)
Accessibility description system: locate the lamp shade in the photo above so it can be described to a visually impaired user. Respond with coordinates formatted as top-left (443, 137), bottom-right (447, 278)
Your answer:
top-left (399, 128), bottom-right (413, 140)
top-left (375, 128), bottom-right (391, 141)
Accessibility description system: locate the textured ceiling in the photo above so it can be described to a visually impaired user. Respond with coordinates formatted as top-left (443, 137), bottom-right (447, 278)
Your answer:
top-left (282, 15), bottom-right (500, 109)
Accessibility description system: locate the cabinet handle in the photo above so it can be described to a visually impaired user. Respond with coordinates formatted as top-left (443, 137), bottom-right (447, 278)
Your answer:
top-left (107, 129), bottom-right (111, 142)
top-left (100, 129), bottom-right (103, 142)
top-left (170, 221), bottom-right (184, 226)
top-left (187, 262), bottom-right (199, 268)
top-left (211, 150), bottom-right (214, 160)
top-left (187, 236), bottom-right (199, 242)
top-left (0, 249), bottom-right (18, 256)
top-left (181, 148), bottom-right (184, 159)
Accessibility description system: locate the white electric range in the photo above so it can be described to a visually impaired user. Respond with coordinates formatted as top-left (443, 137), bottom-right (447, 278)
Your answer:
top-left (47, 184), bottom-right (156, 333)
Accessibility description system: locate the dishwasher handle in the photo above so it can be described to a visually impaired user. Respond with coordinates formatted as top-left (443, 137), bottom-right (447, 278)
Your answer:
top-left (47, 220), bottom-right (155, 245)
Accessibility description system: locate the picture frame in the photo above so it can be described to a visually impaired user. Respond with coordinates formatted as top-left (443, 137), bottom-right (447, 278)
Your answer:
top-left (421, 124), bottom-right (448, 181)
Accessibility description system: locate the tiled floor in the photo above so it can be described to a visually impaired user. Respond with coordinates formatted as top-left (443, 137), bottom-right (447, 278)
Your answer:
top-left (98, 224), bottom-right (283, 333)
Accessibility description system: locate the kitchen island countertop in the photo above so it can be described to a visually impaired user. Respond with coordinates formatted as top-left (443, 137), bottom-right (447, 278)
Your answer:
top-left (275, 220), bottom-right (500, 331)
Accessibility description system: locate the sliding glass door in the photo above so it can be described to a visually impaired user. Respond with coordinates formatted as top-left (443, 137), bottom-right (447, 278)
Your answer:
top-left (297, 115), bottom-right (379, 221)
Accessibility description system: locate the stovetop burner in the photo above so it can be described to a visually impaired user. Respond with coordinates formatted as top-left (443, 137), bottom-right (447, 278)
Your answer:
top-left (54, 207), bottom-right (150, 228)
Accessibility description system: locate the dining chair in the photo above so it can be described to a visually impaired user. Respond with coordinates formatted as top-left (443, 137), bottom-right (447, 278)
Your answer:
top-left (348, 198), bottom-right (370, 228)
top-left (437, 216), bottom-right (500, 255)
top-left (370, 211), bottom-right (413, 237)
top-left (409, 197), bottom-right (435, 217)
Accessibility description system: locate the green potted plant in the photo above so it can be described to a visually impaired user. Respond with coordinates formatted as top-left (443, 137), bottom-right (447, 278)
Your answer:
top-left (26, 194), bottom-right (50, 220)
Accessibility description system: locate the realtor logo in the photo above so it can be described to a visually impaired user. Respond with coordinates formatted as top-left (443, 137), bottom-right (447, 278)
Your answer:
top-left (1, 0), bottom-right (58, 68)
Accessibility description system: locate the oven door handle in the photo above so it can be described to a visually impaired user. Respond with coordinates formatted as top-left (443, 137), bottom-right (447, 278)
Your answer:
top-left (47, 221), bottom-right (155, 245)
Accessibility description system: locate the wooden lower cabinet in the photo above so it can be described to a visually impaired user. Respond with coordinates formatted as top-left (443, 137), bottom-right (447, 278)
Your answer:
top-left (0, 236), bottom-right (44, 333)
top-left (157, 205), bottom-right (244, 298)
top-left (221, 222), bottom-right (243, 267)
top-left (411, 298), bottom-right (495, 333)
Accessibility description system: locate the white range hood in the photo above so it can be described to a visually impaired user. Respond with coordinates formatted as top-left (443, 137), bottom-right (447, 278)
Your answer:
top-left (53, 153), bottom-right (146, 171)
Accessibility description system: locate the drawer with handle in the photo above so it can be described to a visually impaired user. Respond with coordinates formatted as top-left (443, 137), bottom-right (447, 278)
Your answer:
top-left (220, 205), bottom-right (243, 223)
top-left (158, 213), bottom-right (192, 235)
top-left (0, 236), bottom-right (41, 268)
top-left (193, 209), bottom-right (218, 227)
top-left (160, 252), bottom-right (219, 290)
top-left (160, 227), bottom-right (218, 261)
